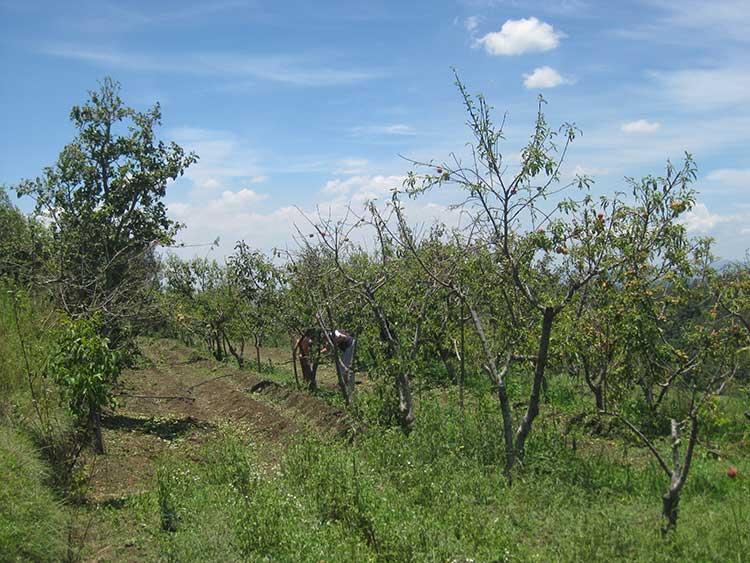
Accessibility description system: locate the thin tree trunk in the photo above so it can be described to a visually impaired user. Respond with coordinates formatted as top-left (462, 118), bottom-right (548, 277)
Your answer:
top-left (291, 337), bottom-right (300, 389)
top-left (661, 417), bottom-right (698, 535)
top-left (497, 376), bottom-right (516, 484)
top-left (254, 334), bottom-right (262, 372)
top-left (593, 384), bottom-right (605, 412)
top-left (468, 304), bottom-right (515, 483)
top-left (396, 372), bottom-right (415, 431)
top-left (583, 363), bottom-right (605, 412)
top-left (515, 306), bottom-right (555, 461)
top-left (224, 331), bottom-right (244, 368)
top-left (438, 347), bottom-right (457, 384)
top-left (460, 300), bottom-right (466, 413)
top-left (89, 406), bottom-right (105, 454)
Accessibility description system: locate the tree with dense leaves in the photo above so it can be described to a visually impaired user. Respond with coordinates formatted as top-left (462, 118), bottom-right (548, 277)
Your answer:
top-left (0, 187), bottom-right (50, 284)
top-left (52, 316), bottom-right (120, 454)
top-left (15, 78), bottom-right (197, 348)
top-left (227, 241), bottom-right (283, 370)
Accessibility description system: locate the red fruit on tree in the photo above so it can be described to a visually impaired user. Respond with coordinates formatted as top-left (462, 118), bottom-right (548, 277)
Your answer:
top-left (727, 466), bottom-right (738, 478)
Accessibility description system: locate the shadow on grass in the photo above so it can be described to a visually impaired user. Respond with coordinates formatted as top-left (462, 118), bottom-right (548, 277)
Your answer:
top-left (102, 414), bottom-right (211, 441)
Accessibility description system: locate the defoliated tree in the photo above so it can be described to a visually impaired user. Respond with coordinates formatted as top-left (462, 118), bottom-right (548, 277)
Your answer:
top-left (15, 78), bottom-right (197, 348)
top-left (395, 75), bottom-right (699, 483)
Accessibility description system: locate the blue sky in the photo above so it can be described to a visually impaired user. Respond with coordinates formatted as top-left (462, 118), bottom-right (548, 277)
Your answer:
top-left (1, 0), bottom-right (749, 259)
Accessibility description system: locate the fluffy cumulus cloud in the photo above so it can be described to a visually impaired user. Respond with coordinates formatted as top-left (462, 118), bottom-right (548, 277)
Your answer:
top-left (211, 188), bottom-right (267, 208)
top-left (320, 175), bottom-right (403, 201)
top-left (476, 17), bottom-right (564, 56)
top-left (164, 172), bottom-right (469, 260)
top-left (620, 119), bottom-right (661, 134)
top-left (522, 66), bottom-right (568, 88)
top-left (681, 203), bottom-right (732, 233)
top-left (167, 175), bottom-right (406, 256)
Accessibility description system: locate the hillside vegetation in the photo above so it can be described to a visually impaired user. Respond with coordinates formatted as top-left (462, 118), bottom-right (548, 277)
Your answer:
top-left (1, 78), bottom-right (748, 562)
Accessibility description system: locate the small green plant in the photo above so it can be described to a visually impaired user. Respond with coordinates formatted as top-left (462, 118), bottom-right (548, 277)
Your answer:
top-left (51, 316), bottom-right (120, 454)
top-left (156, 465), bottom-right (182, 533)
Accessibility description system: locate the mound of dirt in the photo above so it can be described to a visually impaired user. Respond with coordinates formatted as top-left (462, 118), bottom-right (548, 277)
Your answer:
top-left (248, 379), bottom-right (361, 438)
top-left (89, 339), bottom-right (354, 502)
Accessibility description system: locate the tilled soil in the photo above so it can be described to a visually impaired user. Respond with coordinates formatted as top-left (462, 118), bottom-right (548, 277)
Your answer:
top-left (87, 339), bottom-right (351, 502)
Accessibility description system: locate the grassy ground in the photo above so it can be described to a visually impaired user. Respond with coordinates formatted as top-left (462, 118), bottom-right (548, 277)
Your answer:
top-left (2, 333), bottom-right (749, 561)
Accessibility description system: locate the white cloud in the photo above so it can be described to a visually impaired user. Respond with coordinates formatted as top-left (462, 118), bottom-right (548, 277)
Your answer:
top-left (643, 0), bottom-right (750, 43)
top-left (572, 164), bottom-right (609, 177)
top-left (476, 17), bottom-right (564, 56)
top-left (522, 66), bottom-right (569, 89)
top-left (621, 119), bottom-right (662, 134)
top-left (41, 44), bottom-right (379, 87)
top-left (333, 158), bottom-right (369, 175)
top-left (705, 168), bottom-right (750, 188)
top-left (320, 175), bottom-right (403, 201)
top-left (464, 15), bottom-right (481, 32)
top-left (350, 124), bottom-right (417, 136)
top-left (681, 203), bottom-right (733, 233)
top-left (169, 127), bottom-right (264, 192)
top-left (212, 188), bottom-right (268, 208)
top-left (165, 175), bottom-right (439, 257)
top-left (651, 67), bottom-right (750, 110)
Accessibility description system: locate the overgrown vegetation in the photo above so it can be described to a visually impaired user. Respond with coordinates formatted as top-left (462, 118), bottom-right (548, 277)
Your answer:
top-left (0, 76), bottom-right (748, 561)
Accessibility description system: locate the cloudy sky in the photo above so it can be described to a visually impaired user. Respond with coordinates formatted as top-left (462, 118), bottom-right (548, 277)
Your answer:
top-left (1, 0), bottom-right (749, 259)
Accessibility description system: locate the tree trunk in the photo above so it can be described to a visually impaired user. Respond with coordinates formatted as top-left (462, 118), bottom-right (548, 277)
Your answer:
top-left (291, 337), bottom-right (300, 389)
top-left (661, 416), bottom-right (698, 535)
top-left (89, 406), bottom-right (105, 454)
top-left (333, 350), bottom-right (352, 405)
top-left (460, 301), bottom-right (466, 413)
top-left (497, 378), bottom-right (516, 484)
top-left (593, 385), bottom-right (605, 412)
top-left (254, 334), bottom-right (262, 372)
top-left (212, 329), bottom-right (223, 361)
top-left (661, 488), bottom-right (680, 535)
top-left (396, 372), bottom-right (415, 431)
top-left (438, 347), bottom-right (457, 384)
top-left (467, 304), bottom-right (516, 483)
top-left (224, 332), bottom-right (244, 368)
top-left (515, 306), bottom-right (555, 461)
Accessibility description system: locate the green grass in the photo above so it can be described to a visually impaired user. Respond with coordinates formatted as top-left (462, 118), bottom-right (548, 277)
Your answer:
top-left (131, 390), bottom-right (749, 562)
top-left (0, 426), bottom-right (67, 562)
top-left (1, 289), bottom-right (748, 561)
